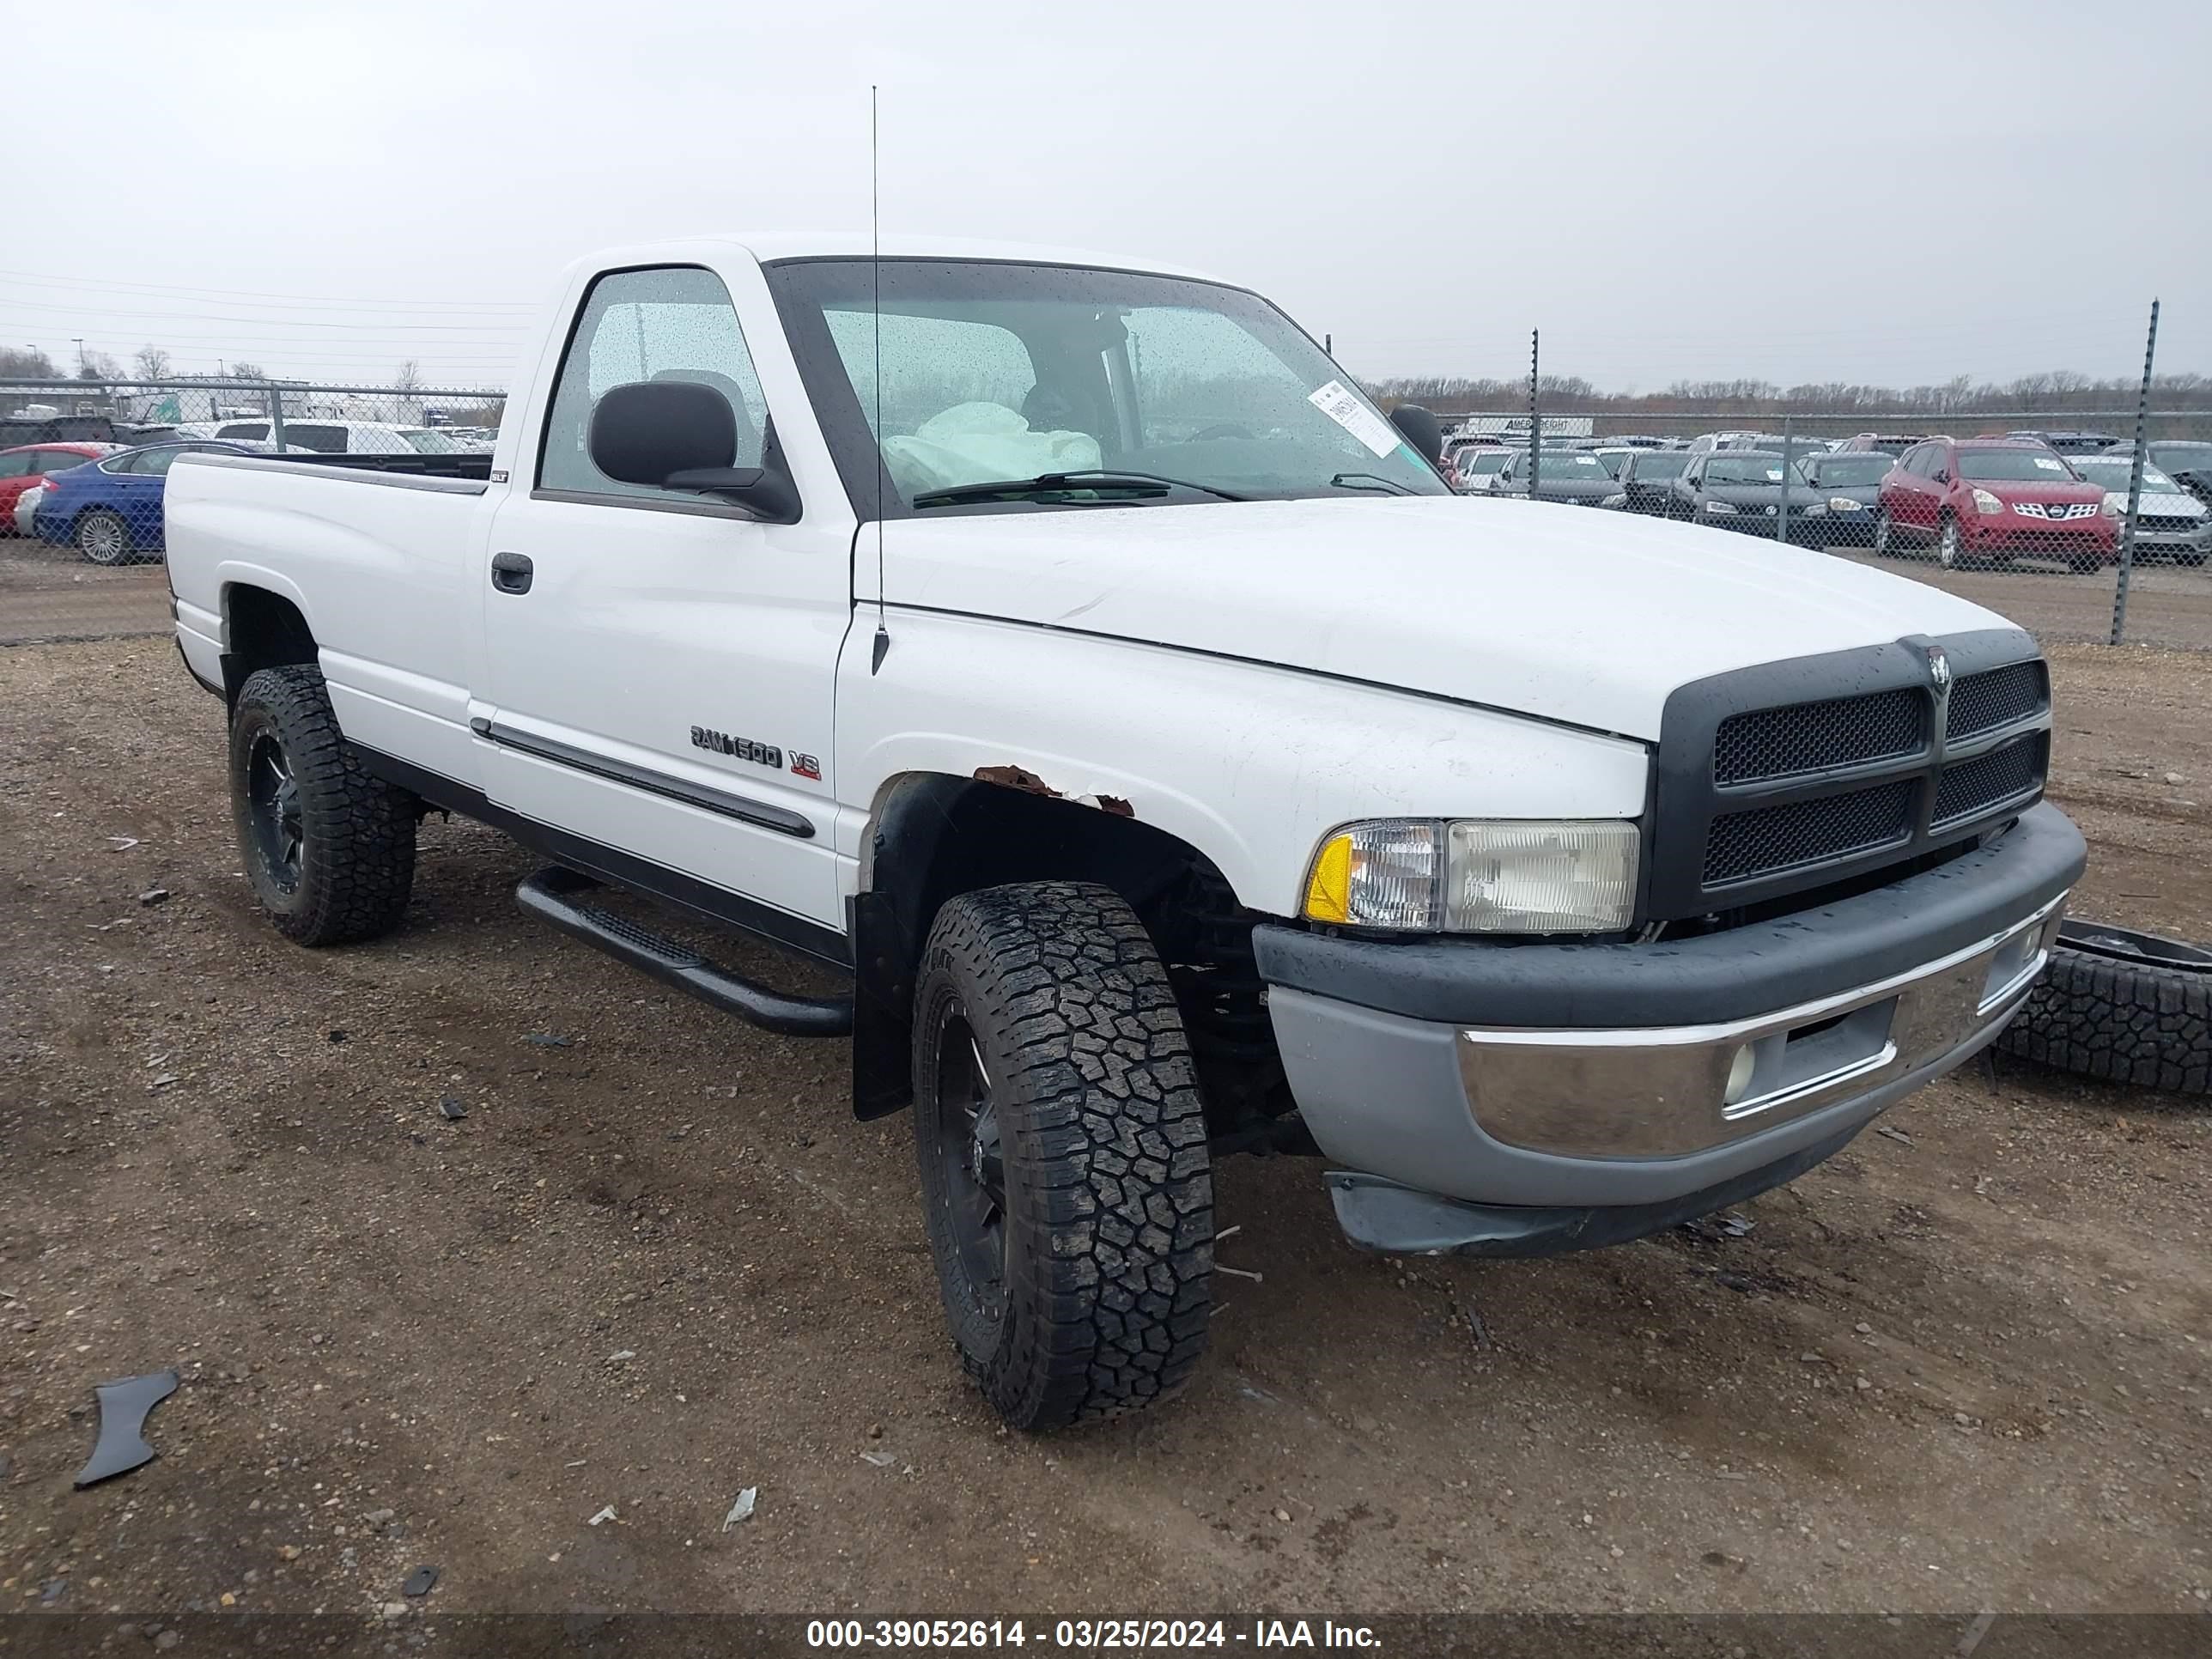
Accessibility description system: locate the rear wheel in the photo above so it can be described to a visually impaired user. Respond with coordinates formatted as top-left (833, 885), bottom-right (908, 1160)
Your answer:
top-left (913, 881), bottom-right (1213, 1431)
top-left (74, 509), bottom-right (132, 567)
top-left (228, 665), bottom-right (417, 945)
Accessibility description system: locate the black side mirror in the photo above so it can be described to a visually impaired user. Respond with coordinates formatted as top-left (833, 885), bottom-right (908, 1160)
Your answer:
top-left (1388, 403), bottom-right (1445, 467)
top-left (588, 380), bottom-right (799, 522)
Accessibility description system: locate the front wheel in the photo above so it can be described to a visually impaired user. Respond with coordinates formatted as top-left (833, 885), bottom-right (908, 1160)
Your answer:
top-left (1937, 516), bottom-right (1962, 569)
top-left (1872, 511), bottom-right (1893, 556)
top-left (913, 881), bottom-right (1213, 1431)
top-left (228, 665), bottom-right (418, 945)
top-left (75, 509), bottom-right (134, 566)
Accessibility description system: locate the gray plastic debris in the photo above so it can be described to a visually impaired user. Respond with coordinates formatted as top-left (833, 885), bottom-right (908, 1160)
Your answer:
top-left (137, 889), bottom-right (169, 908)
top-left (720, 1487), bottom-right (757, 1530)
top-left (586, 1504), bottom-right (617, 1527)
top-left (74, 1369), bottom-right (180, 1487)
top-left (401, 1565), bottom-right (440, 1598)
top-left (525, 1033), bottom-right (574, 1048)
top-left (438, 1094), bottom-right (469, 1121)
top-left (605, 1349), bottom-right (636, 1363)
top-left (860, 1450), bottom-right (896, 1468)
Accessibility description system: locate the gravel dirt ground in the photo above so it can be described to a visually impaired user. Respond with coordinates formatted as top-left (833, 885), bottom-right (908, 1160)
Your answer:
top-left (0, 542), bottom-right (169, 647)
top-left (2, 617), bottom-right (2209, 1634)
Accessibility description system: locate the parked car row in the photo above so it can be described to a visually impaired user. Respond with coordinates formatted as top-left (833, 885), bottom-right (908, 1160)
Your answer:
top-left (0, 415), bottom-right (503, 563)
top-left (2, 440), bottom-right (266, 563)
top-left (1434, 427), bottom-right (2209, 571)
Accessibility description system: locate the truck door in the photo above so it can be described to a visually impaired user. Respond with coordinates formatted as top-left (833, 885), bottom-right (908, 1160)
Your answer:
top-left (477, 263), bottom-right (847, 948)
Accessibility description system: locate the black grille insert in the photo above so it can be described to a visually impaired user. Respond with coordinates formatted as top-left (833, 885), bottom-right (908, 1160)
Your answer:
top-left (1713, 689), bottom-right (1924, 784)
top-left (1946, 660), bottom-right (2048, 743)
top-left (1703, 781), bottom-right (1917, 887)
top-left (1933, 734), bottom-right (2045, 827)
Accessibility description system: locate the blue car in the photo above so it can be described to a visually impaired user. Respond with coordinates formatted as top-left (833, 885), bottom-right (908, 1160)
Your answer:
top-left (34, 441), bottom-right (256, 566)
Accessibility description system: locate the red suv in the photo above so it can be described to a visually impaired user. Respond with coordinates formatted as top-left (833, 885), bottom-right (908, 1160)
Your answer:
top-left (1875, 438), bottom-right (2113, 572)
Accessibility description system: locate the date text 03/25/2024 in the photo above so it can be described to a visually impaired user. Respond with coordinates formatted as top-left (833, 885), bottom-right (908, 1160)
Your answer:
top-left (804, 1620), bottom-right (1381, 1650)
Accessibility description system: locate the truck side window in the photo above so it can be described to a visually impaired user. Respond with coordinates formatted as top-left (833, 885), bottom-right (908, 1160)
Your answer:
top-left (538, 265), bottom-right (770, 499)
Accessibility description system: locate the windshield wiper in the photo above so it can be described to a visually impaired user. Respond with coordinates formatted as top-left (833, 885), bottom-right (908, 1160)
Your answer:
top-left (1327, 471), bottom-right (1415, 495)
top-left (909, 470), bottom-right (1246, 507)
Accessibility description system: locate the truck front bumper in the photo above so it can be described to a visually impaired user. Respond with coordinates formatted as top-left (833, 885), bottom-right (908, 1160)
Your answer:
top-left (1253, 804), bottom-right (2086, 1257)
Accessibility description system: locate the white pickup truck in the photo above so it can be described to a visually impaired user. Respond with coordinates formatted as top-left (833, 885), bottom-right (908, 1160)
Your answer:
top-left (166, 234), bottom-right (2084, 1430)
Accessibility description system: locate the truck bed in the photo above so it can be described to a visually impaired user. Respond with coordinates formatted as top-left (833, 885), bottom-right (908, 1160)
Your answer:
top-left (194, 449), bottom-right (495, 487)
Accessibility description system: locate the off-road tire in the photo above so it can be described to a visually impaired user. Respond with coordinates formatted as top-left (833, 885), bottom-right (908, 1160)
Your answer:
top-left (1998, 930), bottom-right (2211, 1096)
top-left (913, 881), bottom-right (1213, 1430)
top-left (228, 665), bottom-right (416, 946)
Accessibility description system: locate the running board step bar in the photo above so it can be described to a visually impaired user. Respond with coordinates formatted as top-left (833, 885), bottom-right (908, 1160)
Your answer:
top-left (515, 866), bottom-right (853, 1038)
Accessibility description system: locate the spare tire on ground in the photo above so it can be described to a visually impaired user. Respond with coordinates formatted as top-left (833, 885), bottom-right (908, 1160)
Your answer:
top-left (1998, 921), bottom-right (2212, 1096)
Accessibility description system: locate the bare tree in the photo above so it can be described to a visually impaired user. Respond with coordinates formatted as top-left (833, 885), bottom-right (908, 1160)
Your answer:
top-left (0, 345), bottom-right (55, 380)
top-left (229, 362), bottom-right (267, 381)
top-left (76, 349), bottom-right (120, 382)
top-left (133, 345), bottom-right (173, 381)
top-left (394, 359), bottom-right (423, 395)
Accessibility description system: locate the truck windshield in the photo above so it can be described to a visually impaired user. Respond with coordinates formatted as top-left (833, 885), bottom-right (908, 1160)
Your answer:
top-left (763, 259), bottom-right (1448, 516)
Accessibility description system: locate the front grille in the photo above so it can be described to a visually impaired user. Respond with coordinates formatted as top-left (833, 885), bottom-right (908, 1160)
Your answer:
top-left (2139, 514), bottom-right (2202, 535)
top-left (1946, 659), bottom-right (2047, 742)
top-left (1650, 630), bottom-right (2053, 922)
top-left (1703, 781), bottom-right (1916, 886)
top-left (1932, 734), bottom-right (2045, 827)
top-left (2013, 501), bottom-right (2099, 521)
top-left (1714, 689), bottom-right (1924, 784)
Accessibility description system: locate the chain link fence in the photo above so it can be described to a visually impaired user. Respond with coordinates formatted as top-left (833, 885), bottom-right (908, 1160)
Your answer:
top-left (1, 377), bottom-right (505, 565)
top-left (1400, 308), bottom-right (2209, 652)
top-left (9, 323), bottom-right (2208, 655)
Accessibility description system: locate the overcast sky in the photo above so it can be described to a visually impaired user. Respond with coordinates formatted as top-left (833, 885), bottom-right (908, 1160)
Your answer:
top-left (11, 0), bottom-right (2207, 395)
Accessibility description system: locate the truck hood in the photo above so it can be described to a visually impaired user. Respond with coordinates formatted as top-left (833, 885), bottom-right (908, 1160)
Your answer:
top-left (881, 495), bottom-right (2014, 739)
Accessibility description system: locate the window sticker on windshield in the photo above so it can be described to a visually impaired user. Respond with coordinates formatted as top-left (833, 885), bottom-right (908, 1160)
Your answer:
top-left (1308, 380), bottom-right (1401, 459)
top-left (1765, 468), bottom-right (1783, 481)
top-left (2033, 456), bottom-right (2064, 471)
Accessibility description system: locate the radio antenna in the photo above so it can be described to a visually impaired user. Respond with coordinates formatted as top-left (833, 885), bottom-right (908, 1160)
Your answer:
top-left (868, 84), bottom-right (890, 675)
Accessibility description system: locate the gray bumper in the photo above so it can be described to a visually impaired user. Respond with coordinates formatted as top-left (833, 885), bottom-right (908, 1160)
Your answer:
top-left (2130, 522), bottom-right (2212, 560)
top-left (1259, 806), bottom-right (2085, 1247)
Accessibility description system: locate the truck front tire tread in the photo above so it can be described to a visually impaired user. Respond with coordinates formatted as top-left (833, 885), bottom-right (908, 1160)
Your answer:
top-left (916, 881), bottom-right (1213, 1430)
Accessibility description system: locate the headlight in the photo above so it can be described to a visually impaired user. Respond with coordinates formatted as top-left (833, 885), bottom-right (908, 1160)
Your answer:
top-left (1800, 501), bottom-right (1827, 516)
top-left (1972, 488), bottom-right (2004, 515)
top-left (1705, 500), bottom-right (1736, 514)
top-left (1600, 492), bottom-right (1627, 509)
top-left (1304, 819), bottom-right (1640, 934)
top-left (2101, 496), bottom-right (2122, 518)
top-left (1829, 496), bottom-right (1863, 512)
